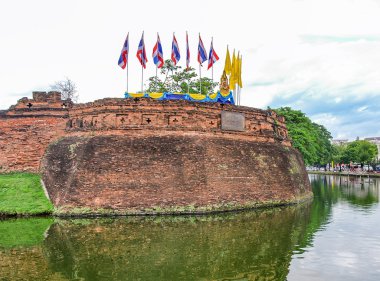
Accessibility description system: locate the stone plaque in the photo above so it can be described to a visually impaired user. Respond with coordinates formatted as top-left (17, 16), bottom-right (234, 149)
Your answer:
top-left (221, 111), bottom-right (245, 131)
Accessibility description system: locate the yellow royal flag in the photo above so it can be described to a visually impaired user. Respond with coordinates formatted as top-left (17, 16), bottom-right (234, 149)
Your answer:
top-left (230, 50), bottom-right (237, 90)
top-left (235, 51), bottom-right (240, 82)
top-left (238, 55), bottom-right (243, 88)
top-left (224, 46), bottom-right (232, 75)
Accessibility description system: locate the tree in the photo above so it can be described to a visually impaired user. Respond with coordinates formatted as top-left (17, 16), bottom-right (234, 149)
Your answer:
top-left (50, 77), bottom-right (78, 102)
top-left (331, 144), bottom-right (346, 163)
top-left (273, 107), bottom-right (334, 166)
top-left (146, 60), bottom-right (218, 94)
top-left (341, 140), bottom-right (378, 165)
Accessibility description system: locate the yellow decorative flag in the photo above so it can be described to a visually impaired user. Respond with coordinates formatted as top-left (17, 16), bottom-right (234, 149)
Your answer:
top-left (235, 51), bottom-right (240, 84)
top-left (224, 46), bottom-right (232, 75)
top-left (238, 54), bottom-right (243, 88)
top-left (230, 50), bottom-right (236, 90)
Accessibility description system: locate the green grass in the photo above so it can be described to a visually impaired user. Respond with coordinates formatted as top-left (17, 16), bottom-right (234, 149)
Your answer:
top-left (0, 218), bottom-right (54, 248)
top-left (0, 173), bottom-right (53, 216)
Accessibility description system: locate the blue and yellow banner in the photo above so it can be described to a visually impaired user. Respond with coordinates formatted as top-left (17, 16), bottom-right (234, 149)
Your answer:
top-left (125, 91), bottom-right (235, 104)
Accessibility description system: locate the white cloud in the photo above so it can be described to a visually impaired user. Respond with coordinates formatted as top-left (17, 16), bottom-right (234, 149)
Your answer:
top-left (1, 0), bottom-right (380, 139)
top-left (357, 106), bottom-right (368, 112)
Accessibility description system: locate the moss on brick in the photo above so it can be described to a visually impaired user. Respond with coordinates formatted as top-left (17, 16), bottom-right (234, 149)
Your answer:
top-left (53, 193), bottom-right (313, 217)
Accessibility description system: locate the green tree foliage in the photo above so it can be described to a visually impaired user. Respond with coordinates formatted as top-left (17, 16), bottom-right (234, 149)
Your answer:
top-left (273, 107), bottom-right (334, 165)
top-left (331, 144), bottom-right (346, 163)
top-left (340, 140), bottom-right (378, 164)
top-left (147, 60), bottom-right (218, 94)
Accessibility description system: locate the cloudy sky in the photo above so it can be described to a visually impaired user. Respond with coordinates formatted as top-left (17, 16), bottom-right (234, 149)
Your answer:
top-left (1, 0), bottom-right (379, 140)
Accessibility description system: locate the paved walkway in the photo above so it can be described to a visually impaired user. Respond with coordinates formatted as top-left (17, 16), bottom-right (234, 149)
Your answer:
top-left (308, 171), bottom-right (380, 178)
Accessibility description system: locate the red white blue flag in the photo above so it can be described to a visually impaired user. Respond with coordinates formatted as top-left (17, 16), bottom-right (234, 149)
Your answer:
top-left (197, 34), bottom-right (207, 65)
top-left (118, 33), bottom-right (129, 69)
top-left (186, 32), bottom-right (190, 70)
top-left (152, 33), bottom-right (164, 68)
top-left (136, 32), bottom-right (148, 69)
top-left (207, 38), bottom-right (219, 69)
top-left (171, 34), bottom-right (180, 65)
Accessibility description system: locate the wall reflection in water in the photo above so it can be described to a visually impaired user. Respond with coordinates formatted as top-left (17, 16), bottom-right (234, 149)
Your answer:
top-left (0, 175), bottom-right (378, 281)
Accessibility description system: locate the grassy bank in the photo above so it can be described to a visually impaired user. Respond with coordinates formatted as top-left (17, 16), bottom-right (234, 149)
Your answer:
top-left (0, 173), bottom-right (53, 216)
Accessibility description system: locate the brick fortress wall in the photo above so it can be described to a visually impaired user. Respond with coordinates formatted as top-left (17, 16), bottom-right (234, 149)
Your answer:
top-left (0, 92), bottom-right (70, 172)
top-left (1, 92), bottom-right (311, 213)
top-left (0, 93), bottom-right (290, 173)
top-left (66, 98), bottom-right (290, 144)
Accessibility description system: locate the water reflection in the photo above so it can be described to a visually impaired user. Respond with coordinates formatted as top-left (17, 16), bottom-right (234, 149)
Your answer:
top-left (0, 175), bottom-right (379, 281)
top-left (44, 206), bottom-right (319, 281)
top-left (288, 175), bottom-right (380, 281)
top-left (313, 174), bottom-right (379, 210)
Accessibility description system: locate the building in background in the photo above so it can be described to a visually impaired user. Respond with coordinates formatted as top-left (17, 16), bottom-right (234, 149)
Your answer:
top-left (365, 137), bottom-right (380, 161)
top-left (332, 139), bottom-right (349, 146)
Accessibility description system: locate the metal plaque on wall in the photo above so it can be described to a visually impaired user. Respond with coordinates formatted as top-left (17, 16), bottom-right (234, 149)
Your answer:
top-left (221, 111), bottom-right (245, 131)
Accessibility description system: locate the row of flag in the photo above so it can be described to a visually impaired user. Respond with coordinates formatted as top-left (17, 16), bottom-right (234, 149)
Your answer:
top-left (224, 47), bottom-right (243, 90)
top-left (118, 32), bottom-right (219, 71)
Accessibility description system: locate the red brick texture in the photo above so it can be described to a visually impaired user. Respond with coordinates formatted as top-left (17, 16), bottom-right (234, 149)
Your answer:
top-left (41, 134), bottom-right (311, 214)
top-left (1, 93), bottom-right (311, 213)
top-left (0, 92), bottom-right (69, 172)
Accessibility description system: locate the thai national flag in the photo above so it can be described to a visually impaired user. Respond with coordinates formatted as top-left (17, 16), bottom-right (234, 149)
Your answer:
top-left (207, 38), bottom-right (219, 69)
top-left (186, 32), bottom-right (190, 70)
top-left (197, 34), bottom-right (207, 65)
top-left (152, 33), bottom-right (164, 68)
top-left (118, 33), bottom-right (129, 69)
top-left (171, 34), bottom-right (180, 65)
top-left (136, 32), bottom-right (148, 69)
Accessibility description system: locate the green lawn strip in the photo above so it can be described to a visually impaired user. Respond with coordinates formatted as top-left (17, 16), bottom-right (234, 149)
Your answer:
top-left (0, 173), bottom-right (53, 215)
top-left (0, 217), bottom-right (54, 248)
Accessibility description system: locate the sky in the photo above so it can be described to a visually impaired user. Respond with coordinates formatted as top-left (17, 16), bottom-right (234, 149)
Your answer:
top-left (1, 0), bottom-right (379, 140)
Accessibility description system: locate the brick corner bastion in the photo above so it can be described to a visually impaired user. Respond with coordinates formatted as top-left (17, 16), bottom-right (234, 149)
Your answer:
top-left (0, 92), bottom-right (312, 215)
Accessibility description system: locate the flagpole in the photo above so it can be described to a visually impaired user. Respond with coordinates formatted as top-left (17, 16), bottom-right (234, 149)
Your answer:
top-left (212, 64), bottom-right (214, 82)
top-left (186, 31), bottom-right (190, 94)
top-left (199, 64), bottom-right (202, 94)
top-left (236, 87), bottom-right (238, 105)
top-left (155, 65), bottom-right (158, 91)
top-left (211, 37), bottom-right (214, 83)
top-left (127, 63), bottom-right (129, 93)
top-left (187, 65), bottom-right (190, 94)
top-left (199, 33), bottom-right (202, 94)
top-left (239, 55), bottom-right (241, 105)
top-left (211, 64), bottom-right (214, 95)
top-left (140, 31), bottom-right (144, 93)
top-left (156, 32), bottom-right (158, 91)
top-left (127, 32), bottom-right (129, 93)
top-left (236, 51), bottom-right (240, 105)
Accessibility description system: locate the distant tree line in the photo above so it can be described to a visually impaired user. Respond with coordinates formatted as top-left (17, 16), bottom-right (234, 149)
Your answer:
top-left (331, 140), bottom-right (378, 167)
top-left (273, 107), bottom-right (378, 168)
top-left (274, 107), bottom-right (334, 166)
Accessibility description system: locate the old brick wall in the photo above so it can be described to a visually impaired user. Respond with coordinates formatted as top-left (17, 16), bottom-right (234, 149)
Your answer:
top-left (66, 98), bottom-right (290, 146)
top-left (1, 96), bottom-right (291, 173)
top-left (2, 94), bottom-right (311, 213)
top-left (0, 117), bottom-right (67, 172)
top-left (42, 134), bottom-right (311, 214)
top-left (0, 92), bottom-right (69, 172)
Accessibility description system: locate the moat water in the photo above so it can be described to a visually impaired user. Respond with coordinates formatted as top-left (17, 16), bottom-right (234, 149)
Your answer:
top-left (1, 175), bottom-right (380, 281)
